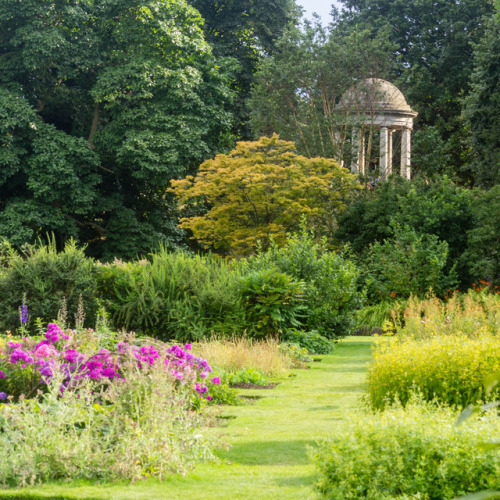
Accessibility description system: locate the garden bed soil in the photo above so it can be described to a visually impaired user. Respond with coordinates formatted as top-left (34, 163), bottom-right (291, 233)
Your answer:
top-left (230, 382), bottom-right (277, 389)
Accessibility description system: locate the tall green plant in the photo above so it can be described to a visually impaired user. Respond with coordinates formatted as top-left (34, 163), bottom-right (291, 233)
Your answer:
top-left (362, 224), bottom-right (458, 302)
top-left (96, 248), bottom-right (244, 341)
top-left (237, 269), bottom-right (305, 338)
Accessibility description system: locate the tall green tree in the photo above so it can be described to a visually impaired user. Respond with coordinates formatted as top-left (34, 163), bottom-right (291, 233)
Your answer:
top-left (188, 0), bottom-right (300, 139)
top-left (335, 0), bottom-right (496, 183)
top-left (0, 0), bottom-right (234, 259)
top-left (249, 21), bottom-right (395, 160)
top-left (464, 9), bottom-right (500, 187)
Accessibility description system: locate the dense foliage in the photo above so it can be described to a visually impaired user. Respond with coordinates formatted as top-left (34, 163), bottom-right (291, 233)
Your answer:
top-left (170, 135), bottom-right (359, 255)
top-left (361, 224), bottom-right (458, 301)
top-left (0, 239), bottom-right (98, 332)
top-left (0, 0), bottom-right (234, 259)
top-left (314, 404), bottom-right (500, 499)
top-left (188, 0), bottom-right (299, 139)
top-left (237, 225), bottom-right (362, 339)
top-left (96, 249), bottom-right (244, 341)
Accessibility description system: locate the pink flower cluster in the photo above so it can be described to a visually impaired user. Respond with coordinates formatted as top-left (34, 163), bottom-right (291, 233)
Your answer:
top-left (0, 324), bottom-right (216, 402)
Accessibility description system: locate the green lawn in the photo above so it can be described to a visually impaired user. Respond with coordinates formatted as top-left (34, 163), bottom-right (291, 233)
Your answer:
top-left (0, 337), bottom-right (373, 500)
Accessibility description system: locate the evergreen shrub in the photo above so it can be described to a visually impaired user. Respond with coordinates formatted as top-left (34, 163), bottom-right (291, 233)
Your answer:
top-left (0, 238), bottom-right (98, 332)
top-left (95, 248), bottom-right (245, 341)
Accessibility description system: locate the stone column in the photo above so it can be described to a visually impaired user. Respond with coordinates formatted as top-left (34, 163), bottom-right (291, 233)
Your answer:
top-left (358, 130), bottom-right (366, 175)
top-left (350, 128), bottom-right (359, 174)
top-left (401, 128), bottom-right (411, 179)
top-left (387, 129), bottom-right (393, 177)
top-left (379, 127), bottom-right (390, 180)
top-left (334, 131), bottom-right (344, 168)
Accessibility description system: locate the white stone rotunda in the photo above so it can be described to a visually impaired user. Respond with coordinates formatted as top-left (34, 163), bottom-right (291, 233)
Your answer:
top-left (337, 78), bottom-right (418, 180)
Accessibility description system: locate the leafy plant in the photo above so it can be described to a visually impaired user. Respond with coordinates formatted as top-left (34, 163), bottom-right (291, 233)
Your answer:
top-left (281, 329), bottom-right (335, 354)
top-left (237, 224), bottom-right (362, 338)
top-left (313, 402), bottom-right (500, 499)
top-left (95, 248), bottom-right (245, 341)
top-left (0, 238), bottom-right (98, 333)
top-left (237, 268), bottom-right (306, 337)
top-left (362, 223), bottom-right (458, 302)
top-left (224, 368), bottom-right (268, 386)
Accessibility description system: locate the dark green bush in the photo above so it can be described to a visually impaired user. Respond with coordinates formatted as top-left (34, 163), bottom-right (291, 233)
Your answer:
top-left (237, 225), bottom-right (362, 339)
top-left (335, 177), bottom-right (475, 287)
top-left (361, 224), bottom-right (458, 302)
top-left (313, 404), bottom-right (500, 499)
top-left (465, 185), bottom-right (500, 287)
top-left (95, 248), bottom-right (245, 341)
top-left (0, 239), bottom-right (98, 332)
top-left (281, 328), bottom-right (335, 354)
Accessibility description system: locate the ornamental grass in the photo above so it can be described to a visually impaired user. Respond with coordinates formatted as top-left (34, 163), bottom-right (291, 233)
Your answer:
top-left (193, 336), bottom-right (290, 376)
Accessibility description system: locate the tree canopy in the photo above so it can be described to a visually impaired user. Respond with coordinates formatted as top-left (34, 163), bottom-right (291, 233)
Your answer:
top-left (188, 0), bottom-right (300, 138)
top-left (334, 0), bottom-right (496, 183)
top-left (0, 0), bottom-right (234, 259)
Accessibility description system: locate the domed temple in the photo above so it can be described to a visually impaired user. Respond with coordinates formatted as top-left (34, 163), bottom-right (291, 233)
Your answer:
top-left (336, 78), bottom-right (418, 180)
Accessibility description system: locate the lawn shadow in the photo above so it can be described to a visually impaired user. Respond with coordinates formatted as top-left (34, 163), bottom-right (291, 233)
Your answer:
top-left (326, 384), bottom-right (365, 393)
top-left (307, 405), bottom-right (340, 411)
top-left (275, 473), bottom-right (317, 490)
top-left (220, 439), bottom-right (315, 466)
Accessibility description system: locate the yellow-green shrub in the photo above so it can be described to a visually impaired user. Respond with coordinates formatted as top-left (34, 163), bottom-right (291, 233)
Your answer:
top-left (313, 403), bottom-right (500, 499)
top-left (367, 333), bottom-right (500, 409)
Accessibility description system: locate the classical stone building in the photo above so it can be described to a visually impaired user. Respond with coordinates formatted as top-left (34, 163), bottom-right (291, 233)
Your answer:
top-left (336, 78), bottom-right (418, 180)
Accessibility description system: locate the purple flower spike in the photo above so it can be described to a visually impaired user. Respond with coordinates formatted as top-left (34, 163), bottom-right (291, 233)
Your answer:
top-left (20, 304), bottom-right (28, 325)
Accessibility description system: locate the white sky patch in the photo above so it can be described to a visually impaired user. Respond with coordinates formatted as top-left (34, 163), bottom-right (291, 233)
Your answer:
top-left (296, 0), bottom-right (342, 26)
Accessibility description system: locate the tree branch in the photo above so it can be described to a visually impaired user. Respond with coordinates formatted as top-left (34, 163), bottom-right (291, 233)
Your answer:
top-left (88, 102), bottom-right (100, 150)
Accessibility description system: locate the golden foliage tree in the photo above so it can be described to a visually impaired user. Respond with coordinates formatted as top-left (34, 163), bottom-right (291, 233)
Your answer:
top-left (170, 135), bottom-right (359, 255)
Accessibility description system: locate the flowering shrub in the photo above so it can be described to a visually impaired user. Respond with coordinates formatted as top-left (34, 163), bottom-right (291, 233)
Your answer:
top-left (0, 324), bottom-right (218, 403)
top-left (0, 358), bottom-right (218, 486)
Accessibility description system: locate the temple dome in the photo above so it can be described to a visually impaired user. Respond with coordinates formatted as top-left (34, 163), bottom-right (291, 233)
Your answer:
top-left (339, 78), bottom-right (416, 115)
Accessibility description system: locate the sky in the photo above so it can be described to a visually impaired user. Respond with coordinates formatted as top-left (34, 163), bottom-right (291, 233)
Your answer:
top-left (297, 0), bottom-right (342, 25)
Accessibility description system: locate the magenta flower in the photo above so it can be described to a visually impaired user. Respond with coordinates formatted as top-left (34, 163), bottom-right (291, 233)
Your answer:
top-left (211, 377), bottom-right (221, 385)
top-left (0, 371), bottom-right (6, 379)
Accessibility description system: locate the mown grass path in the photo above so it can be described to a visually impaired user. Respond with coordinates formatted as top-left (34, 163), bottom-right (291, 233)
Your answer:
top-left (0, 337), bottom-right (373, 500)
